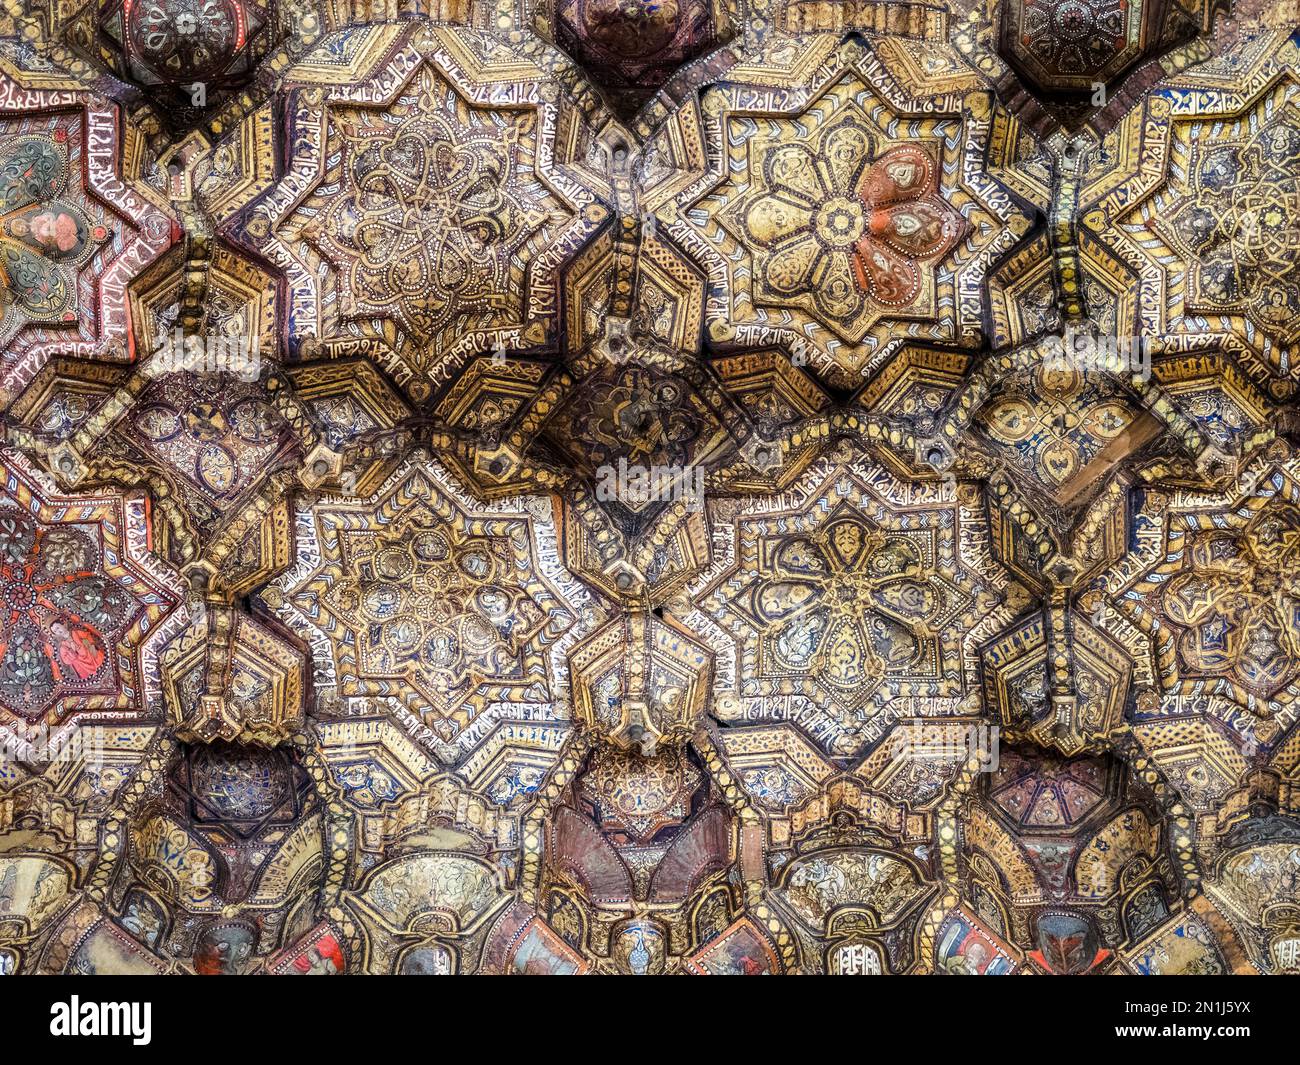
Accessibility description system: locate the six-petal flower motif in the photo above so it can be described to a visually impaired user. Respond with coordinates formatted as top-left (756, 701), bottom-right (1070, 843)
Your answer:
top-left (726, 118), bottom-right (968, 342)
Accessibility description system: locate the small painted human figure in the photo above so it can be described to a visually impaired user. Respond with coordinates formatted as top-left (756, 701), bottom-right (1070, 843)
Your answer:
top-left (48, 620), bottom-right (105, 680)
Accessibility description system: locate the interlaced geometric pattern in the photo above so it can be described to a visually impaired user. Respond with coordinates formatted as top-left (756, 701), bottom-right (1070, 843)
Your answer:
top-left (0, 0), bottom-right (1298, 982)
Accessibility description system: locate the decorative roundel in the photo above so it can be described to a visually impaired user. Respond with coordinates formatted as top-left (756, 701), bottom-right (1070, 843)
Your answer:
top-left (584, 0), bottom-right (682, 58)
top-left (124, 0), bottom-right (247, 82)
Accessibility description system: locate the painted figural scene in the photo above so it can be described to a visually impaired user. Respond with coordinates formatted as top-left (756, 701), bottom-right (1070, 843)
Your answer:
top-left (0, 0), bottom-right (1298, 976)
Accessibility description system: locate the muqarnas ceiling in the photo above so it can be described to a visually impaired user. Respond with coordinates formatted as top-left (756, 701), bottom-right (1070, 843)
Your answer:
top-left (0, 0), bottom-right (1298, 975)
